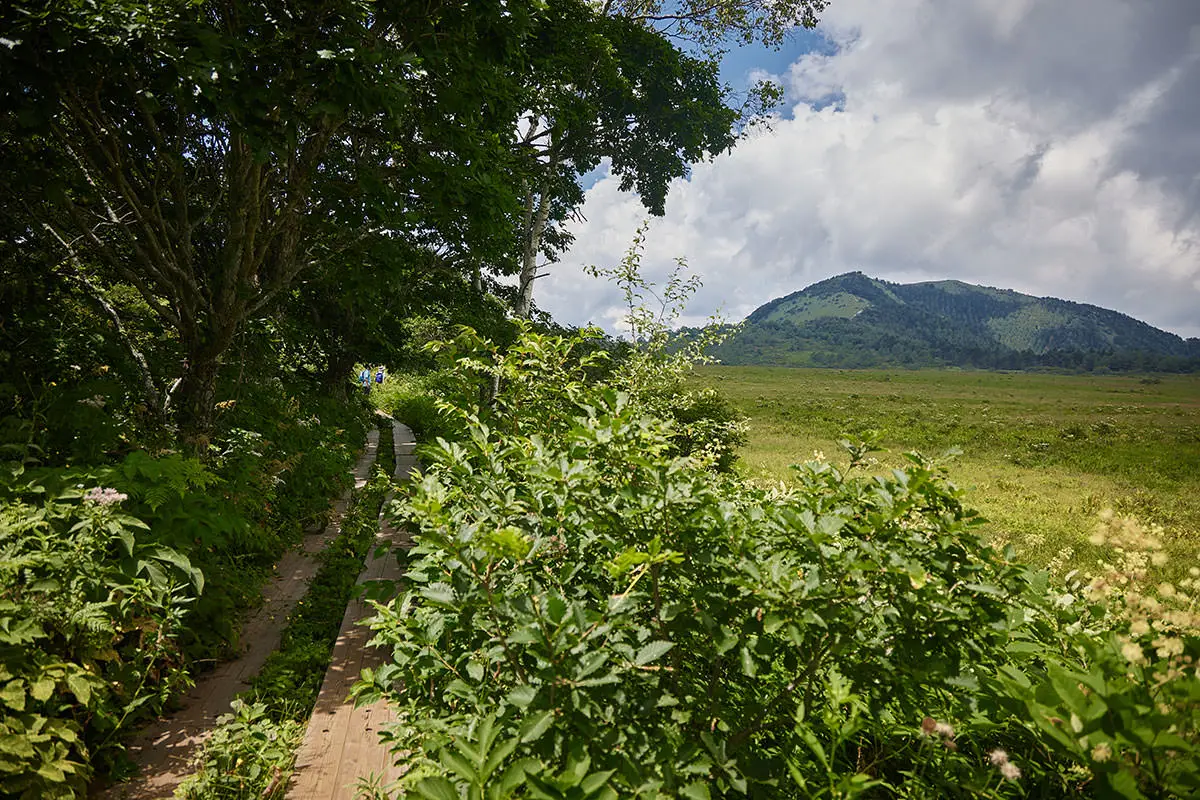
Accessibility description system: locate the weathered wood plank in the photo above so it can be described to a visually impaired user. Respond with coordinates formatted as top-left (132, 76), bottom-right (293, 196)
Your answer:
top-left (287, 420), bottom-right (416, 800)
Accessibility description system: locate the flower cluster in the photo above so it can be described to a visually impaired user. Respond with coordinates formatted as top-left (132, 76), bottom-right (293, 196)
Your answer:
top-left (83, 487), bottom-right (128, 506)
top-left (1086, 511), bottom-right (1199, 677)
top-left (919, 716), bottom-right (957, 750)
top-left (989, 749), bottom-right (1021, 781)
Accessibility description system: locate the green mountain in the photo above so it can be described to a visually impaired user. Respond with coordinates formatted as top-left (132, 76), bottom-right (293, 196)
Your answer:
top-left (711, 272), bottom-right (1200, 371)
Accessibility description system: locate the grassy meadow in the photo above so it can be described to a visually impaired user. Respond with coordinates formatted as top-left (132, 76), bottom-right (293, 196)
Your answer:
top-left (697, 365), bottom-right (1200, 575)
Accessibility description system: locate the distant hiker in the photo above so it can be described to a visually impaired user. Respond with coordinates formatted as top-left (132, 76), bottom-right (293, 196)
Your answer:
top-left (359, 368), bottom-right (371, 393)
top-left (375, 367), bottom-right (385, 385)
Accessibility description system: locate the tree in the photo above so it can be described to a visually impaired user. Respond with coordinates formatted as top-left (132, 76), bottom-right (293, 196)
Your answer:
top-left (510, 0), bottom-right (828, 317)
top-left (0, 1), bottom-right (535, 443)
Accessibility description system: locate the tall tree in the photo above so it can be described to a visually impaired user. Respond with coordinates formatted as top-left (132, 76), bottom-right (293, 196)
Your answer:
top-left (0, 1), bottom-right (534, 443)
top-left (509, 0), bottom-right (829, 317)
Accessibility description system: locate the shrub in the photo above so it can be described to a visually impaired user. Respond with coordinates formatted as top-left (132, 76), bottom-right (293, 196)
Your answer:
top-left (173, 700), bottom-right (303, 800)
top-left (0, 478), bottom-right (201, 798)
top-left (357, 325), bottom-right (1199, 799)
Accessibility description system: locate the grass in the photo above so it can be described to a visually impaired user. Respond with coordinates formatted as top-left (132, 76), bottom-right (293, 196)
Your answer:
top-left (175, 425), bottom-right (397, 799)
top-left (696, 366), bottom-right (1200, 573)
top-left (249, 421), bottom-right (396, 719)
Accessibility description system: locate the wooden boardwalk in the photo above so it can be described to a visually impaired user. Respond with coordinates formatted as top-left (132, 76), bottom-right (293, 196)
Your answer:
top-left (102, 430), bottom-right (383, 800)
top-left (287, 420), bottom-right (417, 800)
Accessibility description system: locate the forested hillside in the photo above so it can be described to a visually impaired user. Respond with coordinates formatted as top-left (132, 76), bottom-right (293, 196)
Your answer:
top-left (714, 272), bottom-right (1200, 371)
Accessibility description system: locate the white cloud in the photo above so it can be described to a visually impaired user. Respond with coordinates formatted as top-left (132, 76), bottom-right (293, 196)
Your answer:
top-left (535, 0), bottom-right (1200, 339)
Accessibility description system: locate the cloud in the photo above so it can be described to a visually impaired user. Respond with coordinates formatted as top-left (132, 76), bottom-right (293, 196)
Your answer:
top-left (535, 0), bottom-right (1200, 339)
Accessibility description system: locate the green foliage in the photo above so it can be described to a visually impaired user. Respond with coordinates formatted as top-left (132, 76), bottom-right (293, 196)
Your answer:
top-left (586, 224), bottom-right (747, 471)
top-left (0, 480), bottom-right (200, 798)
top-left (173, 700), bottom-right (304, 800)
top-left (250, 430), bottom-right (395, 718)
top-left (0, 353), bottom-right (369, 795)
top-left (184, 425), bottom-right (395, 797)
top-left (372, 372), bottom-right (465, 443)
top-left (358, 324), bottom-right (1199, 799)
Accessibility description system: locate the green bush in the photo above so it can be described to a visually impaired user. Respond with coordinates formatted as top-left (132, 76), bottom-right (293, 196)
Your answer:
top-left (355, 325), bottom-right (1199, 799)
top-left (174, 700), bottom-right (303, 800)
top-left (0, 478), bottom-right (201, 798)
top-left (371, 370), bottom-right (461, 442)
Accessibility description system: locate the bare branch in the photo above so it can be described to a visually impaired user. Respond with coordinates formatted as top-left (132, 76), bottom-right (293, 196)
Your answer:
top-left (43, 223), bottom-right (164, 415)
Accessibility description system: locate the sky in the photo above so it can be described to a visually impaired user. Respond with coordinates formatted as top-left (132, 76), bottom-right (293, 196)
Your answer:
top-left (534, 0), bottom-right (1200, 340)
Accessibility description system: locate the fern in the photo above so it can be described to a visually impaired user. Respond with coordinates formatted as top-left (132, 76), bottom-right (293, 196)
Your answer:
top-left (67, 602), bottom-right (116, 637)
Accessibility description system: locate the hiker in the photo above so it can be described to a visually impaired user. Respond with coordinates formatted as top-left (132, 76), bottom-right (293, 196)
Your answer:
top-left (375, 366), bottom-right (385, 386)
top-left (358, 368), bottom-right (371, 393)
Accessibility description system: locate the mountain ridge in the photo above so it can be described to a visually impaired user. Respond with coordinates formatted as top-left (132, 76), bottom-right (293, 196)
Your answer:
top-left (710, 272), bottom-right (1200, 372)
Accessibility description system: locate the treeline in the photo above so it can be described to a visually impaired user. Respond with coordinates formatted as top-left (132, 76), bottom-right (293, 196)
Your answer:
top-left (709, 318), bottom-right (1200, 373)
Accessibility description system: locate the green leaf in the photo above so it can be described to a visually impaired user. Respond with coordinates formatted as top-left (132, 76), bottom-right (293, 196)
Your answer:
top-left (580, 770), bottom-right (615, 795)
top-left (519, 710), bottom-right (555, 743)
top-left (440, 748), bottom-right (477, 783)
top-left (414, 776), bottom-right (461, 800)
top-left (482, 736), bottom-right (519, 783)
top-left (680, 781), bottom-right (711, 800)
top-left (739, 646), bottom-right (757, 678)
top-left (27, 677), bottom-right (54, 703)
top-left (507, 685), bottom-right (537, 708)
top-left (0, 680), bottom-right (25, 711)
top-left (0, 734), bottom-right (35, 758)
top-left (65, 673), bottom-right (92, 706)
top-left (634, 640), bottom-right (674, 666)
top-left (421, 582), bottom-right (456, 606)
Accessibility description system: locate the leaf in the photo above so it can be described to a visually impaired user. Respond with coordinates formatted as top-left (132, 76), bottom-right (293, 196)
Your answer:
top-left (28, 677), bottom-right (54, 702)
top-left (481, 736), bottom-right (519, 783)
top-left (739, 646), bottom-right (757, 678)
top-left (414, 776), bottom-right (461, 800)
top-left (440, 748), bottom-right (477, 783)
top-left (0, 734), bottom-right (35, 758)
top-left (634, 640), bottom-right (674, 666)
top-left (680, 781), bottom-right (711, 800)
top-left (421, 583), bottom-right (456, 606)
top-left (580, 770), bottom-right (615, 795)
top-left (519, 710), bottom-right (555, 743)
top-left (65, 673), bottom-right (92, 706)
top-left (508, 685), bottom-right (537, 708)
top-left (0, 680), bottom-right (25, 711)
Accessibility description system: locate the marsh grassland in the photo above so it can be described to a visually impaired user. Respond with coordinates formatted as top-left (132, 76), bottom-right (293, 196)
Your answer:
top-left (698, 366), bottom-right (1200, 574)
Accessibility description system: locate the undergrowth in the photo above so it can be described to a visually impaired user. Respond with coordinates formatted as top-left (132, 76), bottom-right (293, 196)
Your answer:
top-left (249, 421), bottom-right (396, 719)
top-left (177, 421), bottom-right (398, 799)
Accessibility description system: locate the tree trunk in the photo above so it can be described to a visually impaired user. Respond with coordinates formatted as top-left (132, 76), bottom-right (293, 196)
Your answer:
top-left (171, 354), bottom-right (222, 452)
top-left (514, 145), bottom-right (558, 319)
top-left (322, 347), bottom-right (356, 400)
top-left (170, 310), bottom-right (242, 451)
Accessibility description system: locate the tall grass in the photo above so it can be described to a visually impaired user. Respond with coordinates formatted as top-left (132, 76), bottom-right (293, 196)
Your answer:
top-left (696, 366), bottom-right (1200, 576)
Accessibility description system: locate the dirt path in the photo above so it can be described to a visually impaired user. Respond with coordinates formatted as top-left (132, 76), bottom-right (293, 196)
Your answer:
top-left (101, 429), bottom-right (383, 800)
top-left (287, 420), bottom-right (417, 800)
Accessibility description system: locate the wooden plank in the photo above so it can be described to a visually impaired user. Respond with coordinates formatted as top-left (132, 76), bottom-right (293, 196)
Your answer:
top-left (102, 430), bottom-right (382, 800)
top-left (287, 420), bottom-right (416, 800)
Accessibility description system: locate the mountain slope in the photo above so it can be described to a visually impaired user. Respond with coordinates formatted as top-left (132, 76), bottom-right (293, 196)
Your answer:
top-left (712, 273), bottom-right (1200, 371)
